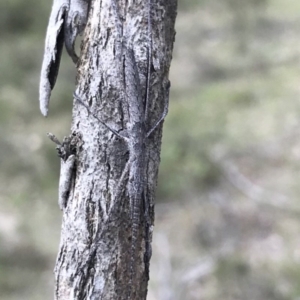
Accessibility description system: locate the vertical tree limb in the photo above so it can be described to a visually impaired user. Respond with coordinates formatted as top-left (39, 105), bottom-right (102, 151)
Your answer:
top-left (53, 0), bottom-right (177, 299)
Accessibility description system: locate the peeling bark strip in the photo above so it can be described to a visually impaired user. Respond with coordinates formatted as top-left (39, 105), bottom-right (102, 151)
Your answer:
top-left (39, 0), bottom-right (90, 117)
top-left (48, 133), bottom-right (82, 210)
top-left (53, 0), bottom-right (177, 299)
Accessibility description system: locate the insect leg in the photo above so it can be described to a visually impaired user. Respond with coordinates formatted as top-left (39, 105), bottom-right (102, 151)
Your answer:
top-left (74, 92), bottom-right (128, 142)
top-left (146, 80), bottom-right (170, 138)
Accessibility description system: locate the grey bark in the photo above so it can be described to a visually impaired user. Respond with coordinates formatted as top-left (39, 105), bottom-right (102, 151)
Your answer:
top-left (52, 0), bottom-right (177, 299)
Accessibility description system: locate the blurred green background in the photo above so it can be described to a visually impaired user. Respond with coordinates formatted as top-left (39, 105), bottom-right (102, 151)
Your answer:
top-left (1, 0), bottom-right (300, 299)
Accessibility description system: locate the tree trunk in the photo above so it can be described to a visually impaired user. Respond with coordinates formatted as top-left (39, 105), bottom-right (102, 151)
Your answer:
top-left (54, 0), bottom-right (177, 299)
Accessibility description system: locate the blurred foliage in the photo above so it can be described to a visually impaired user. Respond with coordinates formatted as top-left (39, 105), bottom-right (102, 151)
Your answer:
top-left (2, 0), bottom-right (300, 299)
top-left (0, 1), bottom-right (45, 36)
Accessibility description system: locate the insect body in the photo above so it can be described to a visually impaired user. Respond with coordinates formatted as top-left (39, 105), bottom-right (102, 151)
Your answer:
top-left (74, 47), bottom-right (169, 298)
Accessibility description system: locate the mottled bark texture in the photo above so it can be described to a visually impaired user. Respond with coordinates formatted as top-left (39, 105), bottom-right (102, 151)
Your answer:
top-left (54, 0), bottom-right (177, 299)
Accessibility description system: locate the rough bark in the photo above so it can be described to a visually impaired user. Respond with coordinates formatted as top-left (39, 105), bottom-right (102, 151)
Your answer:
top-left (54, 0), bottom-right (177, 299)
